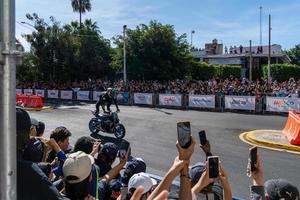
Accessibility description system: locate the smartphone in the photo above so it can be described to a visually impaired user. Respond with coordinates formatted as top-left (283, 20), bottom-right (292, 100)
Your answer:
top-left (118, 141), bottom-right (130, 158)
top-left (177, 122), bottom-right (191, 149)
top-left (208, 156), bottom-right (219, 178)
top-left (249, 146), bottom-right (258, 171)
top-left (198, 130), bottom-right (207, 146)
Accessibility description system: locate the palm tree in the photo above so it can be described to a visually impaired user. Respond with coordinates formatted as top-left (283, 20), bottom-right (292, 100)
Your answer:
top-left (71, 0), bottom-right (91, 27)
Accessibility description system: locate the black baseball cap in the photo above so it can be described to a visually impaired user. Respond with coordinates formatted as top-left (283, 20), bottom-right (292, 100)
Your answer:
top-left (265, 179), bottom-right (299, 200)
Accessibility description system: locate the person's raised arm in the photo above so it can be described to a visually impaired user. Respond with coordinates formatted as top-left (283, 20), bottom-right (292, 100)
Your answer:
top-left (219, 163), bottom-right (232, 200)
top-left (101, 147), bottom-right (129, 182)
top-left (200, 140), bottom-right (212, 159)
top-left (177, 137), bottom-right (196, 200)
top-left (249, 153), bottom-right (265, 200)
top-left (191, 162), bottom-right (213, 194)
top-left (148, 137), bottom-right (196, 200)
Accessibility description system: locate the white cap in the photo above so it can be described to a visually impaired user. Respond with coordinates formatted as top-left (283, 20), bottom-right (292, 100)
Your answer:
top-left (128, 172), bottom-right (157, 194)
top-left (63, 151), bottom-right (94, 184)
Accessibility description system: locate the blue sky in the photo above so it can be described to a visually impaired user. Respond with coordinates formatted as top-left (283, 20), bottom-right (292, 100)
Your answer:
top-left (16, 0), bottom-right (300, 51)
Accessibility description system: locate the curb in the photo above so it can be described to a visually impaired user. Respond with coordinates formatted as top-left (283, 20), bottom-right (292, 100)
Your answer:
top-left (23, 106), bottom-right (53, 111)
top-left (246, 130), bottom-right (300, 152)
top-left (239, 130), bottom-right (300, 154)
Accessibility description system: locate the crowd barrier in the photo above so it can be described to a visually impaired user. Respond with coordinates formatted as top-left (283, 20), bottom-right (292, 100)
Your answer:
top-left (16, 88), bottom-right (300, 114)
top-left (282, 110), bottom-right (300, 145)
top-left (16, 94), bottom-right (44, 108)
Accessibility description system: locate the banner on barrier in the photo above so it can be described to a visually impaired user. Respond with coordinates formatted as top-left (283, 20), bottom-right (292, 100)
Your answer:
top-left (16, 89), bottom-right (22, 95)
top-left (117, 92), bottom-right (129, 104)
top-left (266, 97), bottom-right (300, 113)
top-left (24, 89), bottom-right (33, 96)
top-left (189, 95), bottom-right (215, 108)
top-left (93, 91), bottom-right (105, 101)
top-left (159, 94), bottom-right (182, 106)
top-left (225, 96), bottom-right (255, 110)
top-left (48, 90), bottom-right (59, 99)
top-left (77, 91), bottom-right (90, 101)
top-left (35, 89), bottom-right (45, 97)
top-left (134, 93), bottom-right (153, 105)
top-left (61, 90), bottom-right (73, 100)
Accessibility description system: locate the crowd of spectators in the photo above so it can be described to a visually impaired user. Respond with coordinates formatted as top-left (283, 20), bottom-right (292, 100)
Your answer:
top-left (17, 77), bottom-right (300, 98)
top-left (16, 107), bottom-right (299, 200)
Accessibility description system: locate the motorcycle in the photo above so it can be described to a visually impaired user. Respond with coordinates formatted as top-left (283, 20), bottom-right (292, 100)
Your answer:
top-left (89, 111), bottom-right (126, 139)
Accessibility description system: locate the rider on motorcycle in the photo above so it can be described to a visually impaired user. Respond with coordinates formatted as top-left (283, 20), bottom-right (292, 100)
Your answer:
top-left (95, 88), bottom-right (120, 115)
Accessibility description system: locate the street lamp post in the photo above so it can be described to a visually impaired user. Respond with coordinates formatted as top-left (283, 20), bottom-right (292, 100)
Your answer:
top-left (249, 40), bottom-right (253, 81)
top-left (123, 25), bottom-right (127, 84)
top-left (191, 30), bottom-right (195, 49)
top-left (21, 21), bottom-right (35, 29)
top-left (268, 14), bottom-right (271, 82)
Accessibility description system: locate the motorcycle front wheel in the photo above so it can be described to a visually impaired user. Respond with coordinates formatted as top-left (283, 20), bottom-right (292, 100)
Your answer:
top-left (89, 118), bottom-right (100, 134)
top-left (114, 124), bottom-right (126, 139)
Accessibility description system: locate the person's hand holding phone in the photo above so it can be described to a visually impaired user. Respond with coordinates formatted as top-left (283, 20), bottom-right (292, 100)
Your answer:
top-left (192, 161), bottom-right (214, 194)
top-left (200, 140), bottom-right (211, 155)
top-left (218, 162), bottom-right (230, 188)
top-left (176, 136), bottom-right (195, 161)
top-left (90, 141), bottom-right (101, 157)
top-left (119, 146), bottom-right (130, 164)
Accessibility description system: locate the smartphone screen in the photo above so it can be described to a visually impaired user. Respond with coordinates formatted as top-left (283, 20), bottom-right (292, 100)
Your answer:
top-left (118, 141), bottom-right (130, 158)
top-left (177, 122), bottom-right (191, 149)
top-left (249, 146), bottom-right (257, 171)
top-left (208, 156), bottom-right (219, 178)
top-left (198, 130), bottom-right (207, 146)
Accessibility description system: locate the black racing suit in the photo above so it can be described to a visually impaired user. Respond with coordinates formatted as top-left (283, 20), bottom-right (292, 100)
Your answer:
top-left (95, 92), bottom-right (119, 114)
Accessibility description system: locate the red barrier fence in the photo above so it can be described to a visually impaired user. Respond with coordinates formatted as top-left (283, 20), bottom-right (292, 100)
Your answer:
top-left (16, 94), bottom-right (44, 108)
top-left (282, 110), bottom-right (300, 145)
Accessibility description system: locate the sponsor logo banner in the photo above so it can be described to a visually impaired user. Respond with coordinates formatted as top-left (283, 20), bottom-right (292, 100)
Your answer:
top-left (117, 92), bottom-right (129, 104)
top-left (189, 95), bottom-right (215, 108)
top-left (16, 89), bottom-right (22, 95)
top-left (24, 89), bottom-right (33, 96)
top-left (134, 93), bottom-right (153, 105)
top-left (47, 90), bottom-right (59, 99)
top-left (77, 91), bottom-right (90, 101)
top-left (61, 90), bottom-right (73, 100)
top-left (225, 96), bottom-right (255, 110)
top-left (35, 89), bottom-right (45, 97)
top-left (266, 97), bottom-right (300, 113)
top-left (159, 94), bottom-right (182, 107)
top-left (93, 91), bottom-right (105, 101)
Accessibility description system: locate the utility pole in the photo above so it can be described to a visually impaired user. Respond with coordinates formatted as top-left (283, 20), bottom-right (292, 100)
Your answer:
top-left (0, 0), bottom-right (17, 199)
top-left (259, 6), bottom-right (262, 46)
top-left (249, 40), bottom-right (253, 81)
top-left (268, 14), bottom-right (271, 82)
top-left (123, 25), bottom-right (127, 84)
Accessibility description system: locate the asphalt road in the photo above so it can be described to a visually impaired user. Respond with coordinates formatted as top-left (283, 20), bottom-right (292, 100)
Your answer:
top-left (29, 104), bottom-right (300, 199)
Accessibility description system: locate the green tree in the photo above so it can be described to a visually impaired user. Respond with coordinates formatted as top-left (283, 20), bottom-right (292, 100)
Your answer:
top-left (112, 20), bottom-right (191, 81)
top-left (19, 13), bottom-right (112, 84)
top-left (71, 0), bottom-right (91, 27)
top-left (286, 44), bottom-right (300, 65)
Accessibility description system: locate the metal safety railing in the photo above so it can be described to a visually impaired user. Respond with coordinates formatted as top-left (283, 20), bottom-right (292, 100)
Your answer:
top-left (16, 88), bottom-right (300, 114)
